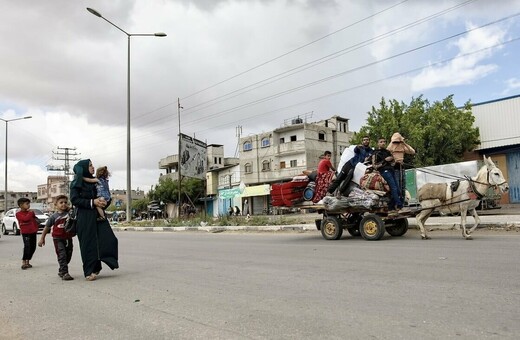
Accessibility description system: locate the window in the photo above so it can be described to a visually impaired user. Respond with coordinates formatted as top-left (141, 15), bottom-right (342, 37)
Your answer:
top-left (262, 160), bottom-right (270, 171)
top-left (290, 160), bottom-right (297, 167)
top-left (280, 161), bottom-right (286, 169)
top-left (290, 135), bottom-right (297, 142)
top-left (245, 163), bottom-right (253, 173)
top-left (318, 130), bottom-right (325, 141)
top-left (280, 137), bottom-right (285, 144)
top-left (261, 137), bottom-right (270, 148)
top-left (243, 141), bottom-right (253, 151)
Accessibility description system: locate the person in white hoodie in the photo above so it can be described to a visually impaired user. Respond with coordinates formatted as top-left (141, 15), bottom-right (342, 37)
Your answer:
top-left (386, 132), bottom-right (415, 201)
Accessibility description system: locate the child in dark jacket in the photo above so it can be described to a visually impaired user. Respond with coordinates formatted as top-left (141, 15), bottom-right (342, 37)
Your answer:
top-left (38, 195), bottom-right (75, 280)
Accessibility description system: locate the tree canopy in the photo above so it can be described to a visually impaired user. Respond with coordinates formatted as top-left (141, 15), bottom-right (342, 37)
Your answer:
top-left (148, 176), bottom-right (205, 204)
top-left (353, 95), bottom-right (480, 167)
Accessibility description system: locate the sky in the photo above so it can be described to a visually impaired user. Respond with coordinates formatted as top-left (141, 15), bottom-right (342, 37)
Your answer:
top-left (1, 0), bottom-right (519, 194)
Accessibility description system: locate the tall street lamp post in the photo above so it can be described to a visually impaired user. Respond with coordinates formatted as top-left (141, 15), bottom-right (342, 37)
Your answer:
top-left (87, 7), bottom-right (166, 222)
top-left (1, 116), bottom-right (32, 212)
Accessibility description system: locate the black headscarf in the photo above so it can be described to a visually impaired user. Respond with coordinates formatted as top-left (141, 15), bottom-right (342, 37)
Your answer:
top-left (70, 159), bottom-right (94, 189)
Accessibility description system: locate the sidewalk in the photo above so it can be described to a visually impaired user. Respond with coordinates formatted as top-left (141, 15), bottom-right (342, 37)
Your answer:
top-left (113, 213), bottom-right (520, 233)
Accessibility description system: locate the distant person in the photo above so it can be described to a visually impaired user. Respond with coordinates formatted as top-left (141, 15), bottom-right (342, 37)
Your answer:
top-left (234, 206), bottom-right (241, 216)
top-left (387, 132), bottom-right (415, 200)
top-left (327, 136), bottom-right (373, 196)
top-left (312, 151), bottom-right (336, 203)
top-left (83, 166), bottom-right (111, 220)
top-left (16, 198), bottom-right (40, 270)
top-left (372, 137), bottom-right (404, 212)
top-left (38, 195), bottom-right (75, 281)
top-left (243, 199), bottom-right (250, 216)
top-left (70, 159), bottom-right (119, 281)
top-left (228, 206), bottom-right (234, 216)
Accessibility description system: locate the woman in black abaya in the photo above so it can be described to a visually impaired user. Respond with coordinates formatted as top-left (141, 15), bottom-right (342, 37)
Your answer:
top-left (70, 159), bottom-right (119, 281)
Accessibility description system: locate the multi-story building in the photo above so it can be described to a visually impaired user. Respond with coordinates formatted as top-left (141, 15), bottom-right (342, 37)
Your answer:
top-left (158, 115), bottom-right (354, 217)
top-left (37, 176), bottom-right (69, 210)
top-left (1, 191), bottom-right (39, 213)
top-left (159, 144), bottom-right (240, 217)
top-left (237, 115), bottom-right (353, 214)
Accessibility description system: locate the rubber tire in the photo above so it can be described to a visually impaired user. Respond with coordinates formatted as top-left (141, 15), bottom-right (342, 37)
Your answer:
top-left (321, 216), bottom-right (343, 240)
top-left (13, 223), bottom-right (20, 235)
top-left (1, 223), bottom-right (7, 235)
top-left (359, 214), bottom-right (386, 241)
top-left (385, 218), bottom-right (409, 237)
top-left (347, 228), bottom-right (361, 237)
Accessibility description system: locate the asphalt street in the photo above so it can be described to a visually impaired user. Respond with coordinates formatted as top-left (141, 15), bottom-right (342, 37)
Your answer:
top-left (1, 228), bottom-right (519, 339)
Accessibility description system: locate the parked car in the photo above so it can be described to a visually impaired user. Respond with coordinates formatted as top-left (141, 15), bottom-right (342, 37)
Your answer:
top-left (1, 208), bottom-right (48, 235)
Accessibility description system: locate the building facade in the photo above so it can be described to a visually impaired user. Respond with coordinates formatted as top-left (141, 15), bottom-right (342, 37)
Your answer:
top-left (159, 115), bottom-right (354, 217)
top-left (463, 94), bottom-right (520, 204)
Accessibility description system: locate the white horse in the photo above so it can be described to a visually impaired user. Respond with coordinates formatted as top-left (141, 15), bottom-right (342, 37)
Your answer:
top-left (416, 156), bottom-right (509, 240)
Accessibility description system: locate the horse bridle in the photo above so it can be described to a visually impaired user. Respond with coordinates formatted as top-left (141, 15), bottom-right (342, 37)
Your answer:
top-left (466, 167), bottom-right (507, 199)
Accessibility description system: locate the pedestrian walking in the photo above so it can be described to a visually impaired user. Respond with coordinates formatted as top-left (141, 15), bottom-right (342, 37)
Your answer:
top-left (38, 195), bottom-right (75, 281)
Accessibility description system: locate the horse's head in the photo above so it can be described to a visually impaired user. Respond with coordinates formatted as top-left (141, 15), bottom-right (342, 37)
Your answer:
top-left (484, 155), bottom-right (509, 193)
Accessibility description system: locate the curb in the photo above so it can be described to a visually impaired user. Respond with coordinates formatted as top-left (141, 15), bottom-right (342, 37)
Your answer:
top-left (112, 221), bottom-right (520, 233)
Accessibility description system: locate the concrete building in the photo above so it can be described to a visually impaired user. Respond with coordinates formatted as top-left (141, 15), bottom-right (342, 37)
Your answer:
top-left (158, 115), bottom-right (354, 217)
top-left (236, 115), bottom-right (353, 215)
top-left (0, 191), bottom-right (39, 213)
top-left (159, 144), bottom-right (240, 217)
top-left (37, 176), bottom-right (68, 210)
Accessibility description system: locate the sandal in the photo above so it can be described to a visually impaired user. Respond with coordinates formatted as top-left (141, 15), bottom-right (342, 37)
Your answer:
top-left (85, 274), bottom-right (97, 281)
top-left (21, 264), bottom-right (29, 270)
top-left (27, 264), bottom-right (33, 268)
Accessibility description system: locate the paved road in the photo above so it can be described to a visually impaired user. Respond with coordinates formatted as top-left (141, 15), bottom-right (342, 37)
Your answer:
top-left (1, 229), bottom-right (519, 339)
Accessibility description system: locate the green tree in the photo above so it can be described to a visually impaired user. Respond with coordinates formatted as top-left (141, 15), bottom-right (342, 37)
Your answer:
top-left (354, 95), bottom-right (480, 167)
top-left (148, 177), bottom-right (205, 204)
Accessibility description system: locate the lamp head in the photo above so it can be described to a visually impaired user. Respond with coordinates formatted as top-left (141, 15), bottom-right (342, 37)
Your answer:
top-left (155, 32), bottom-right (167, 37)
top-left (87, 7), bottom-right (103, 18)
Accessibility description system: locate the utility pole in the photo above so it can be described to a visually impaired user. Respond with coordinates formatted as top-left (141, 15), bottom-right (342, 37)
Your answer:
top-left (235, 125), bottom-right (242, 158)
top-left (177, 98), bottom-right (183, 218)
top-left (47, 147), bottom-right (80, 195)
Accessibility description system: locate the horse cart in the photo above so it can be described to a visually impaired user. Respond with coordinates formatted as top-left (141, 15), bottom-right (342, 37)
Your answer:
top-left (314, 206), bottom-right (415, 241)
top-left (271, 179), bottom-right (417, 241)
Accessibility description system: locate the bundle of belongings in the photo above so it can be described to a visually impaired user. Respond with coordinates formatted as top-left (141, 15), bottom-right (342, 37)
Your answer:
top-left (270, 175), bottom-right (309, 207)
top-left (321, 146), bottom-right (391, 211)
top-left (322, 184), bottom-right (388, 211)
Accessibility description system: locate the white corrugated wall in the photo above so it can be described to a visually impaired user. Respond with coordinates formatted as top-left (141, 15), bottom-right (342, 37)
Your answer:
top-left (472, 96), bottom-right (520, 150)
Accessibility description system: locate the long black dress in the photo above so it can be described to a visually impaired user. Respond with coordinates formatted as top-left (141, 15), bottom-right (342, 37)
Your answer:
top-left (70, 161), bottom-right (118, 278)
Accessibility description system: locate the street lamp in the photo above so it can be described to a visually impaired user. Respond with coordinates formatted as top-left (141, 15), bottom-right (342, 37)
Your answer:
top-left (1, 116), bottom-right (32, 213)
top-left (87, 7), bottom-right (166, 222)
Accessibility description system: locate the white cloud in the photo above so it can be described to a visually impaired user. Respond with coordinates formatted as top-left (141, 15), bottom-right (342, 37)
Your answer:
top-left (0, 0), bottom-right (519, 195)
top-left (501, 77), bottom-right (520, 95)
top-left (411, 23), bottom-right (506, 92)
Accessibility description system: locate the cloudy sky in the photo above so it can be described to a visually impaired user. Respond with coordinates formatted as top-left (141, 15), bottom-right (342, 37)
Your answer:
top-left (1, 0), bottom-right (519, 193)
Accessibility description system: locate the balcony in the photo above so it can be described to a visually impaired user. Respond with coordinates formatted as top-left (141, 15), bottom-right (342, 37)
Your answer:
top-left (277, 140), bottom-right (306, 155)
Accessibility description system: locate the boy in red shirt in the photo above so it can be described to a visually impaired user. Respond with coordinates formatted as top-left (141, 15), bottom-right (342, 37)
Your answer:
top-left (38, 195), bottom-right (75, 280)
top-left (15, 198), bottom-right (40, 270)
top-left (312, 151), bottom-right (336, 203)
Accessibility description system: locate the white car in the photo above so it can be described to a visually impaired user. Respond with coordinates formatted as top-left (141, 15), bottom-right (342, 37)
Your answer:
top-left (1, 208), bottom-right (48, 235)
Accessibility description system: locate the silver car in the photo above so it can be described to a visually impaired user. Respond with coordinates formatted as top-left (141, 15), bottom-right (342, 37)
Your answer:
top-left (1, 208), bottom-right (48, 235)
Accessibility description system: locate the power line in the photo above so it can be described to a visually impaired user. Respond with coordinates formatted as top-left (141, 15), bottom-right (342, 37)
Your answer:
top-left (182, 0), bottom-right (479, 114)
top-left (128, 0), bottom-right (480, 134)
top-left (180, 0), bottom-right (410, 101)
top-left (179, 13), bottom-right (520, 128)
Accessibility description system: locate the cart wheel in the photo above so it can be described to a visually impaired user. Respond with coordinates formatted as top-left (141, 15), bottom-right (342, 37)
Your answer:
top-left (347, 228), bottom-right (361, 237)
top-left (359, 214), bottom-right (385, 240)
top-left (385, 218), bottom-right (409, 237)
top-left (321, 216), bottom-right (343, 240)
